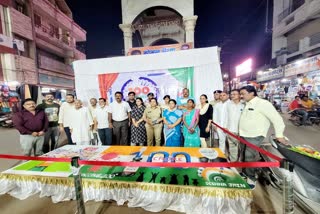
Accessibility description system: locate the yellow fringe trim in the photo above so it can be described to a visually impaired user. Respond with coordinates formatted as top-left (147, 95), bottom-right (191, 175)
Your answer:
top-left (0, 174), bottom-right (252, 199)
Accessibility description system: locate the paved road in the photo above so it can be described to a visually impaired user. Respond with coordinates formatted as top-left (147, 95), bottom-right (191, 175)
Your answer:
top-left (281, 114), bottom-right (320, 150)
top-left (0, 115), bottom-right (317, 213)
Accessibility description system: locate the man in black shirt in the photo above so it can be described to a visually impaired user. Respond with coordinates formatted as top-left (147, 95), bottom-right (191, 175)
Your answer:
top-left (127, 91), bottom-right (136, 144)
top-left (127, 91), bottom-right (136, 109)
top-left (37, 93), bottom-right (60, 153)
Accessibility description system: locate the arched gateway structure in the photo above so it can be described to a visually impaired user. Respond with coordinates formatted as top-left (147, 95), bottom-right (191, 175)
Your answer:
top-left (119, 0), bottom-right (198, 55)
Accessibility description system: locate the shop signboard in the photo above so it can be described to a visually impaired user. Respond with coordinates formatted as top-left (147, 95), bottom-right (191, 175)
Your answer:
top-left (39, 73), bottom-right (74, 88)
top-left (257, 68), bottom-right (284, 82)
top-left (284, 54), bottom-right (320, 77)
top-left (128, 43), bottom-right (193, 55)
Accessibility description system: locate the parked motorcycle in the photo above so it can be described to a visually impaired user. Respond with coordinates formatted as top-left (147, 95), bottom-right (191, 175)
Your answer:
top-left (288, 109), bottom-right (320, 126)
top-left (260, 136), bottom-right (320, 214)
top-left (0, 113), bottom-right (13, 128)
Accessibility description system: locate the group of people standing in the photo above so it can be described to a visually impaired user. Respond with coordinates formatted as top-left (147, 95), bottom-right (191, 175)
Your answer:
top-left (13, 85), bottom-right (287, 189)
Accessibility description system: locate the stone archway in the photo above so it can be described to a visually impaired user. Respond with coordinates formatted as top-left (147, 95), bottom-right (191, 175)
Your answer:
top-left (131, 6), bottom-right (184, 47)
top-left (120, 0), bottom-right (197, 55)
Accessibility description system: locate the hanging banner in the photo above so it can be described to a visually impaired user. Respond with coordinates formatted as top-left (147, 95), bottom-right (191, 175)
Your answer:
top-left (128, 43), bottom-right (193, 56)
top-left (257, 68), bottom-right (284, 82)
top-left (73, 47), bottom-right (223, 105)
top-left (0, 34), bottom-right (25, 52)
top-left (98, 67), bottom-right (194, 103)
top-left (285, 54), bottom-right (320, 77)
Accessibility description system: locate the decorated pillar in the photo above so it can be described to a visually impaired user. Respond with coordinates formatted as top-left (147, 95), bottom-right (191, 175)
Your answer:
top-left (119, 23), bottom-right (133, 55)
top-left (183, 16), bottom-right (198, 45)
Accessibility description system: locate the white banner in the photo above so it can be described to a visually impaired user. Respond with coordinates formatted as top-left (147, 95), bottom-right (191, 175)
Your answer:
top-left (98, 67), bottom-right (194, 103)
top-left (73, 47), bottom-right (223, 104)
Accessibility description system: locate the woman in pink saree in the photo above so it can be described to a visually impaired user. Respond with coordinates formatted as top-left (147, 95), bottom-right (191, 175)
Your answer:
top-left (182, 99), bottom-right (201, 147)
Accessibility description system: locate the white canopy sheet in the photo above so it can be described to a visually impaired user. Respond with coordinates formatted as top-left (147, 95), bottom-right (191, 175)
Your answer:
top-left (73, 47), bottom-right (223, 103)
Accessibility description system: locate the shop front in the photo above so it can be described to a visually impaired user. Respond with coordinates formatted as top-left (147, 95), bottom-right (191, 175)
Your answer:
top-left (0, 81), bottom-right (20, 128)
top-left (257, 67), bottom-right (285, 99)
top-left (256, 67), bottom-right (290, 112)
top-left (284, 54), bottom-right (320, 103)
top-left (38, 71), bottom-right (75, 104)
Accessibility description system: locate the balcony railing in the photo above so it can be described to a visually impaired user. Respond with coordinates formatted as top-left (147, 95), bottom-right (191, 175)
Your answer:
top-left (287, 42), bottom-right (300, 54)
top-left (278, 0), bottom-right (305, 23)
top-left (35, 24), bottom-right (74, 50)
top-left (310, 32), bottom-right (320, 46)
top-left (9, 8), bottom-right (33, 40)
top-left (38, 54), bottom-right (73, 74)
top-left (33, 0), bottom-right (86, 41)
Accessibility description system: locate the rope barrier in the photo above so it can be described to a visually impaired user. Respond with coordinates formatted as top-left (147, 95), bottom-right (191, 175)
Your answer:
top-left (0, 121), bottom-right (282, 169)
top-left (211, 121), bottom-right (283, 162)
top-left (0, 153), bottom-right (280, 168)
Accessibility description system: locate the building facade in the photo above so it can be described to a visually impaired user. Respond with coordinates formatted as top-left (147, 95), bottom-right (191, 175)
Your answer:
top-left (0, 0), bottom-right (86, 90)
top-left (272, 0), bottom-right (320, 66)
top-left (120, 0), bottom-right (197, 55)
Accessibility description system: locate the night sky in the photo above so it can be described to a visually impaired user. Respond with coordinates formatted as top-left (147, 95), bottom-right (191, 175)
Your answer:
top-left (67, 0), bottom-right (272, 78)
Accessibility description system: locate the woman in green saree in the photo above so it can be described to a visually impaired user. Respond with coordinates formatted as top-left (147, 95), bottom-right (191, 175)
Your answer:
top-left (182, 99), bottom-right (201, 147)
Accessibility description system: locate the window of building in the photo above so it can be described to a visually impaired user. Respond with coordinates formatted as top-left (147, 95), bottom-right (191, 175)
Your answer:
top-left (13, 34), bottom-right (30, 58)
top-left (278, 0), bottom-right (305, 23)
top-left (14, 0), bottom-right (28, 16)
top-left (291, 0), bottom-right (305, 11)
top-left (34, 14), bottom-right (41, 28)
top-left (37, 48), bottom-right (65, 63)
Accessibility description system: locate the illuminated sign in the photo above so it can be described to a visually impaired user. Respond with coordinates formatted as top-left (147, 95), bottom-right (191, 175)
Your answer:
top-left (235, 58), bottom-right (252, 77)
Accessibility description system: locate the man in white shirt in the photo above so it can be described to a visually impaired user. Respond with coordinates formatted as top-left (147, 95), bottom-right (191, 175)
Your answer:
top-left (239, 85), bottom-right (286, 188)
top-left (58, 94), bottom-right (75, 145)
top-left (69, 100), bottom-right (94, 145)
top-left (108, 92), bottom-right (131, 145)
top-left (89, 98), bottom-right (98, 145)
top-left (212, 91), bottom-right (230, 154)
top-left (225, 89), bottom-right (244, 162)
top-left (95, 98), bottom-right (112, 145)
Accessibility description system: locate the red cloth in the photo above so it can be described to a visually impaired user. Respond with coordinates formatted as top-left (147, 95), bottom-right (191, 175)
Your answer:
top-left (8, 97), bottom-right (18, 107)
top-left (289, 100), bottom-right (299, 111)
